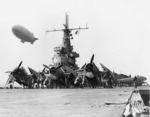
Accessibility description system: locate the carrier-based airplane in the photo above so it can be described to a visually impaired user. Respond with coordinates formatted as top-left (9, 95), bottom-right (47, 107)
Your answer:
top-left (100, 63), bottom-right (147, 86)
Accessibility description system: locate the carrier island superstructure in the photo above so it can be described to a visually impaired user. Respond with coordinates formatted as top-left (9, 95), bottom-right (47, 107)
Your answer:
top-left (46, 14), bottom-right (88, 70)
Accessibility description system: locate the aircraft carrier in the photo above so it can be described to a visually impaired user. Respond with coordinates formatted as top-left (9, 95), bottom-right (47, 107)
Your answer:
top-left (2, 14), bottom-right (149, 117)
top-left (5, 13), bottom-right (148, 89)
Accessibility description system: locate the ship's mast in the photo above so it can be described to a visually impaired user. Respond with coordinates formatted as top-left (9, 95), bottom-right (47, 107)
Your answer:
top-left (62, 13), bottom-right (72, 54)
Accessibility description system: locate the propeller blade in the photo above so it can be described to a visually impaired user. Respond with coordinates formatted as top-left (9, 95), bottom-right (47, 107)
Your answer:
top-left (56, 64), bottom-right (63, 70)
top-left (90, 54), bottom-right (94, 64)
top-left (43, 64), bottom-right (50, 69)
top-left (42, 68), bottom-right (46, 73)
top-left (17, 61), bottom-right (23, 70)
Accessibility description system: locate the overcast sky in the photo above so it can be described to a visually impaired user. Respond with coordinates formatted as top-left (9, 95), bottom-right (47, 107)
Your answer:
top-left (0, 0), bottom-right (150, 86)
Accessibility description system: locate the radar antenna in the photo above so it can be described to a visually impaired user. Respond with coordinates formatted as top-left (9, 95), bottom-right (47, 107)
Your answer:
top-left (46, 13), bottom-right (88, 35)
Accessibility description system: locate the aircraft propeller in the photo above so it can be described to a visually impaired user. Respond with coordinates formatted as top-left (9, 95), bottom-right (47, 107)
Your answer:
top-left (55, 64), bottom-right (63, 70)
top-left (90, 54), bottom-right (94, 64)
top-left (17, 61), bottom-right (23, 71)
top-left (5, 61), bottom-right (23, 88)
top-left (85, 54), bottom-right (95, 72)
top-left (42, 68), bottom-right (46, 73)
top-left (43, 64), bottom-right (50, 69)
top-left (43, 64), bottom-right (63, 74)
top-left (5, 61), bottom-right (23, 74)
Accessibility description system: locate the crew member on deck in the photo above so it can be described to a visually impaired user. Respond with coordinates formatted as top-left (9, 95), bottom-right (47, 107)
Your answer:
top-left (133, 76), bottom-right (137, 88)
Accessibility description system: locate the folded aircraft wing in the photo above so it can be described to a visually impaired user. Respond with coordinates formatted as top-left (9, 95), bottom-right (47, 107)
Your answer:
top-left (28, 67), bottom-right (40, 78)
top-left (100, 63), bottom-right (111, 72)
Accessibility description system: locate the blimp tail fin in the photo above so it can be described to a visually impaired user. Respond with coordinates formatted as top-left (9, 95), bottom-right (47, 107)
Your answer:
top-left (31, 41), bottom-right (35, 44)
top-left (21, 40), bottom-right (25, 43)
top-left (31, 38), bottom-right (38, 44)
top-left (34, 37), bottom-right (38, 40)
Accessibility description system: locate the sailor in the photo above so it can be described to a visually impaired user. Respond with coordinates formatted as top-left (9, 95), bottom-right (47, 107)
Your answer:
top-left (133, 76), bottom-right (137, 88)
top-left (108, 76), bottom-right (113, 88)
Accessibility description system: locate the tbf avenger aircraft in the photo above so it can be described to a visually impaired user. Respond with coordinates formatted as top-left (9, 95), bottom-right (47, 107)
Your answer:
top-left (74, 54), bottom-right (101, 88)
top-left (117, 75), bottom-right (147, 86)
top-left (5, 61), bottom-right (49, 89)
top-left (5, 61), bottom-right (34, 88)
top-left (12, 25), bottom-right (38, 44)
top-left (43, 64), bottom-right (77, 88)
top-left (100, 63), bottom-right (147, 87)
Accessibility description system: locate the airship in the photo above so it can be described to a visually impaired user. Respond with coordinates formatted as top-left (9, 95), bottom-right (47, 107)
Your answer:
top-left (12, 25), bottom-right (38, 44)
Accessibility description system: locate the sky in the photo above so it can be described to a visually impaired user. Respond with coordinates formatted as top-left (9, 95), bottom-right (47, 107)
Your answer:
top-left (0, 0), bottom-right (150, 86)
